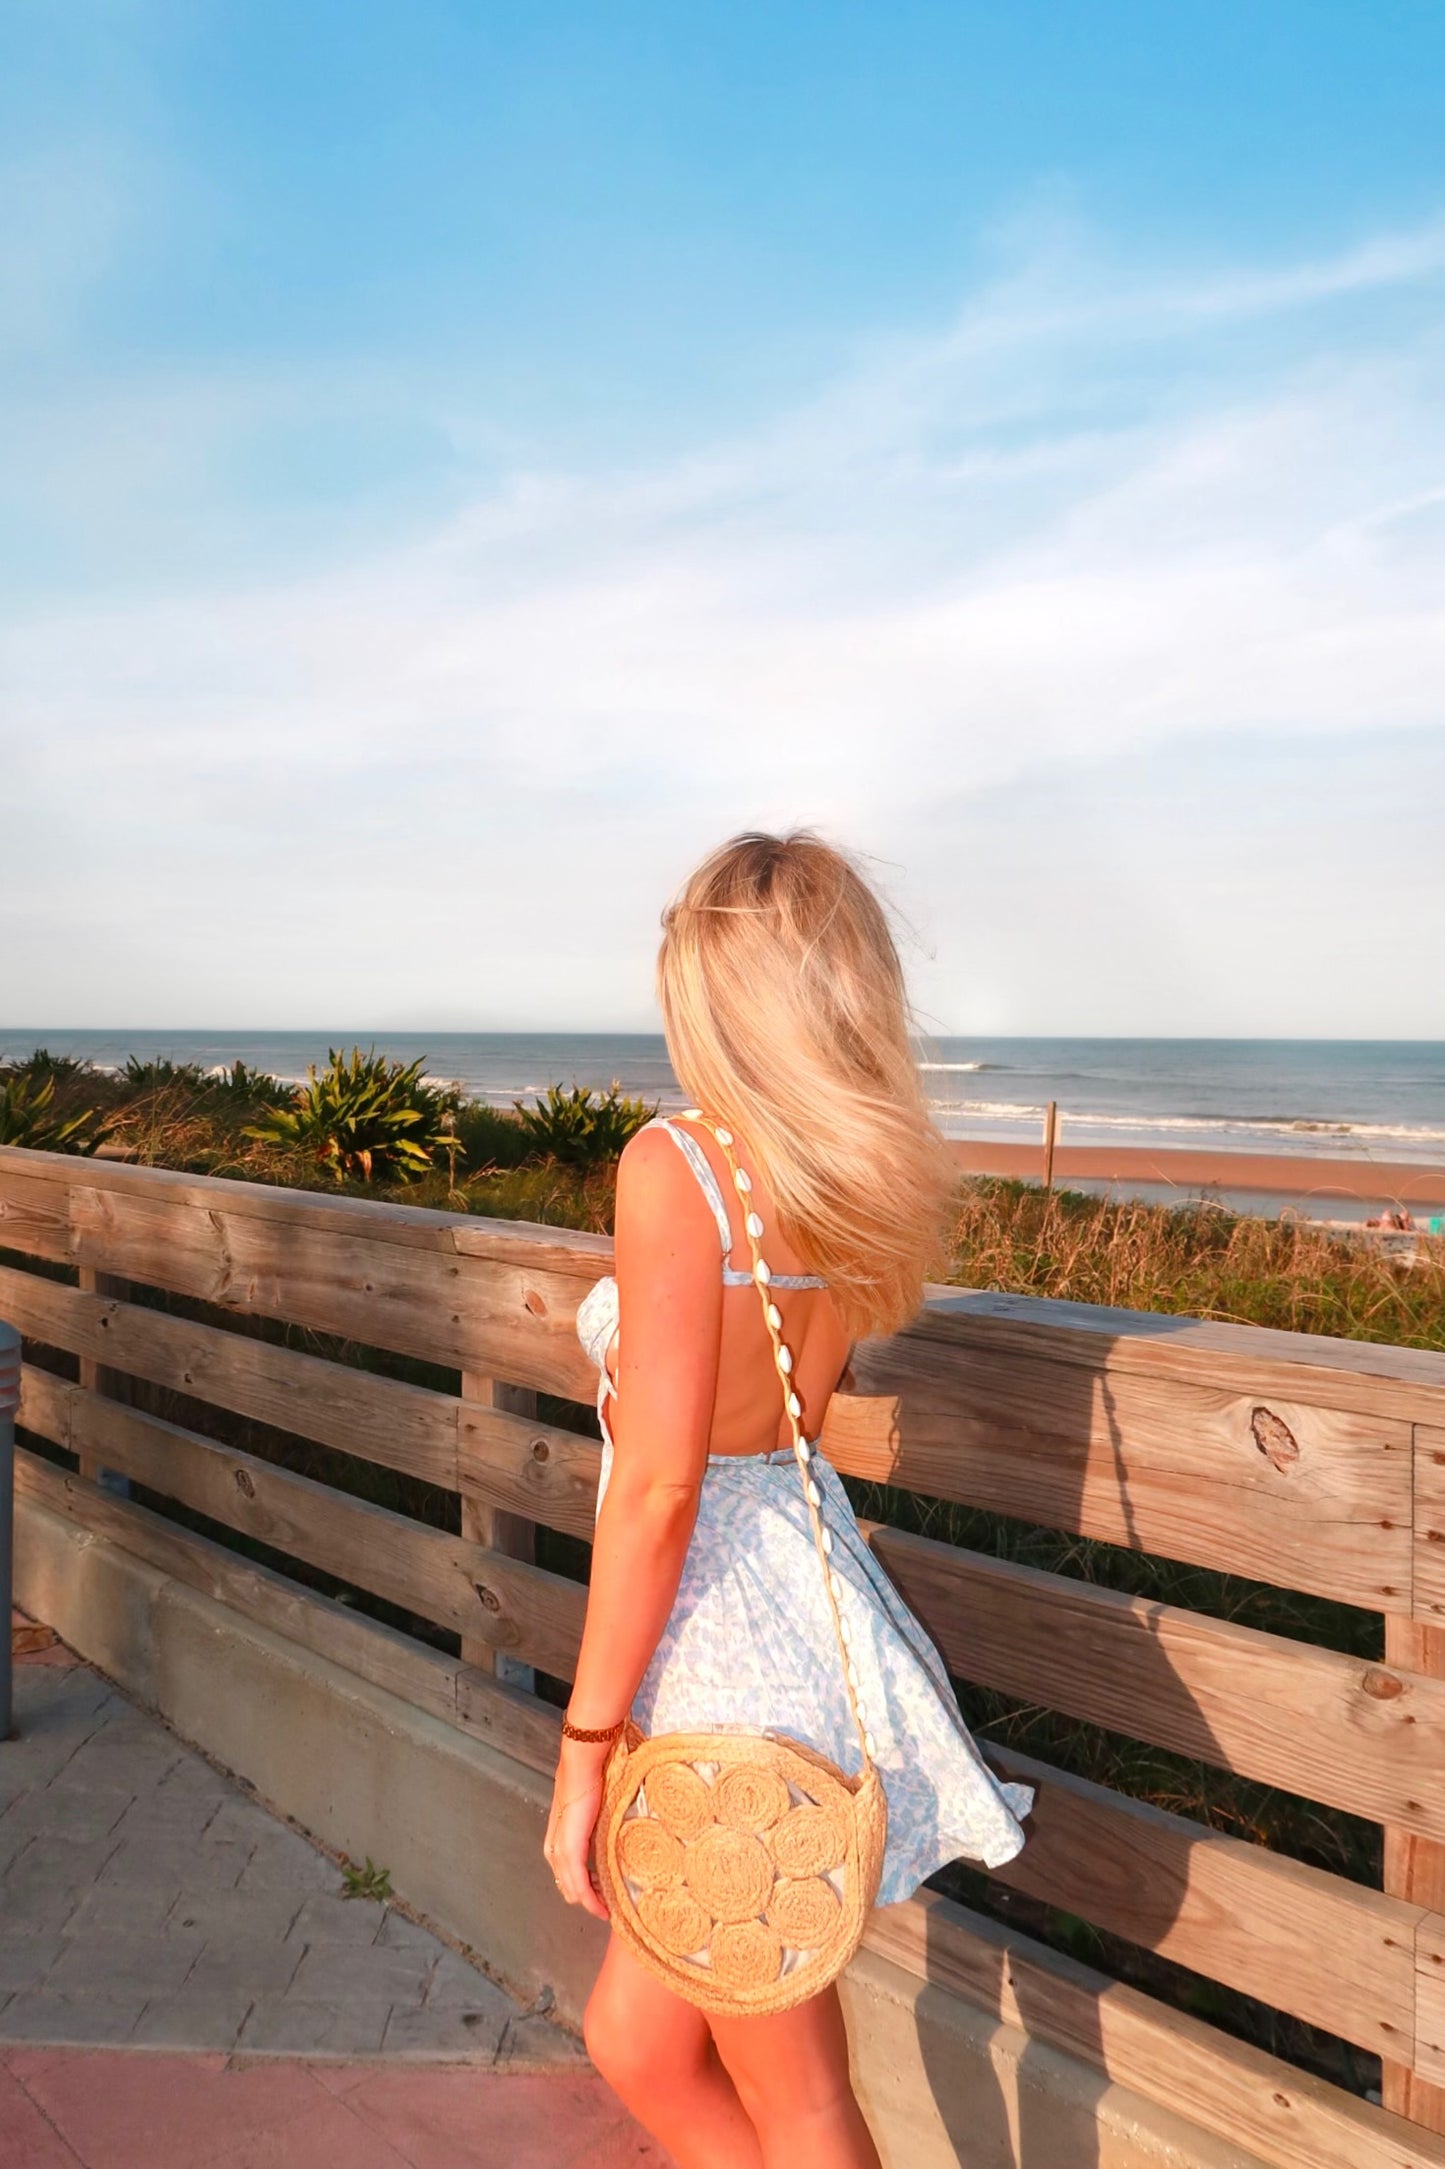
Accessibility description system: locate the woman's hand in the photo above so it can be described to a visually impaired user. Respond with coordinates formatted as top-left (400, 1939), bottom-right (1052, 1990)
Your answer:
top-left (543, 1742), bottom-right (610, 1920)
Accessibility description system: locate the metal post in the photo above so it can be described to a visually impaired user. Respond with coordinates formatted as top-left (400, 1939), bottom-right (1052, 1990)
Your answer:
top-left (0, 1320), bottom-right (20, 1742)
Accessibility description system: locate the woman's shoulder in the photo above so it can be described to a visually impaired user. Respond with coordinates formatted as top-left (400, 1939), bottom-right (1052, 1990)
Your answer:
top-left (615, 1120), bottom-right (724, 1258)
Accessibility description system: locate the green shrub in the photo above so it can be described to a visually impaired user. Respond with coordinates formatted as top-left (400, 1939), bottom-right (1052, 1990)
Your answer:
top-left (122, 1056), bottom-right (209, 1093)
top-left (450, 1098), bottom-right (533, 1171)
top-left (4, 1047), bottom-right (94, 1086)
top-left (0, 1071), bottom-right (109, 1154)
top-left (246, 1046), bottom-right (452, 1184)
top-left (514, 1082), bottom-right (657, 1167)
top-left (207, 1059), bottom-right (297, 1109)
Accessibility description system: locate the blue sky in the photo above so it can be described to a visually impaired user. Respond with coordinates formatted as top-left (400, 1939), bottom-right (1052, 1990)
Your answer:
top-left (3, 1), bottom-right (1443, 1033)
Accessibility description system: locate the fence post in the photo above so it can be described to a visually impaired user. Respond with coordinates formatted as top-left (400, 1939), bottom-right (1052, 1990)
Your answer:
top-left (76, 1269), bottom-right (131, 1497)
top-left (460, 1373), bottom-right (537, 1692)
top-left (1043, 1100), bottom-right (1059, 1191)
top-left (0, 1319), bottom-right (20, 1741)
top-left (1384, 1422), bottom-right (1445, 2132)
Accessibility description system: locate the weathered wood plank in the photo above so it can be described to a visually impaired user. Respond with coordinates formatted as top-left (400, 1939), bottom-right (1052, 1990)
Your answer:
top-left (832, 1344), bottom-right (1411, 1610)
top-left (0, 1166), bottom-right (72, 1263)
top-left (867, 1888), bottom-right (1445, 2169)
top-left (13, 1447), bottom-right (565, 1774)
top-left (458, 1399), bottom-right (602, 1544)
top-left (460, 1373), bottom-right (538, 1687)
top-left (896, 1286), bottom-right (1445, 1422)
top-left (1418, 1913), bottom-right (1445, 2094)
top-left (0, 1261), bottom-right (460, 1488)
top-left (868, 1522), bottom-right (1445, 1843)
top-left (18, 1368), bottom-right (585, 1676)
top-left (1414, 1426), bottom-right (1445, 1629)
top-left (988, 1742), bottom-right (1422, 2060)
top-left (63, 1185), bottom-right (596, 1397)
top-left (1384, 1560), bottom-right (1445, 2129)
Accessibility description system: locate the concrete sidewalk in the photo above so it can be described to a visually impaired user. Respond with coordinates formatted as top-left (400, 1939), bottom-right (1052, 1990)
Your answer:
top-left (1, 1623), bottom-right (670, 2165)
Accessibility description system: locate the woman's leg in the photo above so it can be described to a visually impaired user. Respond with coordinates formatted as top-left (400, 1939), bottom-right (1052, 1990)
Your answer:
top-left (584, 1933), bottom-right (764, 2168)
top-left (709, 1985), bottom-right (882, 2169)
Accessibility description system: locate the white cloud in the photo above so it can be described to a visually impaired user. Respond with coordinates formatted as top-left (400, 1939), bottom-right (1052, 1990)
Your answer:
top-left (3, 217), bottom-right (1444, 1030)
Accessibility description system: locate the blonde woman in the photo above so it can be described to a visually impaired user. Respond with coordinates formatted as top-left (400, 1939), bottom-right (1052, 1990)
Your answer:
top-left (548, 832), bottom-right (1033, 2169)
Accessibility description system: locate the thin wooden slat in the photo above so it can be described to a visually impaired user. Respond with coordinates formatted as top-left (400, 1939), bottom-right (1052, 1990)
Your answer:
top-left (0, 1261), bottom-right (460, 1488)
top-left (460, 1372), bottom-right (538, 1688)
top-left (840, 1337), bottom-right (1412, 1611)
top-left (867, 1889), bottom-right (1445, 2169)
top-left (18, 1368), bottom-right (585, 1677)
top-left (867, 1522), bottom-right (1445, 1844)
top-left (13, 1447), bottom-right (564, 1774)
top-left (458, 1399), bottom-right (603, 1544)
top-left (987, 1742), bottom-right (1422, 2060)
top-left (1384, 1560), bottom-right (1445, 2129)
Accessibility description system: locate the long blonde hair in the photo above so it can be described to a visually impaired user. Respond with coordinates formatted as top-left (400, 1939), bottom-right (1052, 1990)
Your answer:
top-left (657, 831), bottom-right (956, 1338)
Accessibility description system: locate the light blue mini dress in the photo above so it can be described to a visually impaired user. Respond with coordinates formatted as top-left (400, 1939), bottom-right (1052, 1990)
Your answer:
top-left (575, 1117), bottom-right (1033, 1907)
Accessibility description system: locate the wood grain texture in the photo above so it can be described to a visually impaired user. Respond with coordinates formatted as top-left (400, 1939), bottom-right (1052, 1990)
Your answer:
top-left (1417, 1913), bottom-right (1445, 2094)
top-left (0, 1261), bottom-right (461, 1487)
top-left (988, 1742), bottom-right (1422, 2059)
top-left (833, 1339), bottom-right (1411, 1609)
top-left (899, 1285), bottom-right (1445, 1419)
top-left (1384, 1591), bottom-right (1445, 2129)
top-left (866, 1888), bottom-right (1445, 2169)
top-left (1414, 1427), bottom-right (1445, 1629)
top-left (13, 1447), bottom-right (565, 1774)
top-left (458, 1398), bottom-right (603, 1544)
top-left (0, 1165), bottom-right (71, 1263)
top-left (868, 1522), bottom-right (1445, 1842)
top-left (460, 1373), bottom-right (538, 1683)
top-left (18, 1367), bottom-right (585, 1676)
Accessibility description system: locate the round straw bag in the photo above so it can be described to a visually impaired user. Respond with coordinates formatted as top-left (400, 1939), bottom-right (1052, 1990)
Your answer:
top-left (594, 1118), bottom-right (887, 2017)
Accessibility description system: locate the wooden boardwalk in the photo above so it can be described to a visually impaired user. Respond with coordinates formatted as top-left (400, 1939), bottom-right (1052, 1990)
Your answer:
top-left (4, 1141), bottom-right (1445, 2165)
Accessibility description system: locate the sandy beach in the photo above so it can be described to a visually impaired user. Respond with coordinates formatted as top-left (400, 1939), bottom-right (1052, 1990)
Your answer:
top-left (950, 1139), bottom-right (1445, 1213)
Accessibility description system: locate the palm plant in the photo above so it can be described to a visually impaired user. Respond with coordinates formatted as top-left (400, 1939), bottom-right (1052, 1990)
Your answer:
top-left (0, 1071), bottom-right (109, 1154)
top-left (246, 1046), bottom-right (452, 1184)
top-left (514, 1082), bottom-right (657, 1167)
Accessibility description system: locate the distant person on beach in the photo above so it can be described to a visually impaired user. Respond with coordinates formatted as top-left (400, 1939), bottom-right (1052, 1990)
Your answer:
top-left (545, 831), bottom-right (1033, 2169)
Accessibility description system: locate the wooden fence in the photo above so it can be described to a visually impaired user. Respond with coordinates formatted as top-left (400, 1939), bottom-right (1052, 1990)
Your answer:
top-left (4, 1141), bottom-right (1445, 2168)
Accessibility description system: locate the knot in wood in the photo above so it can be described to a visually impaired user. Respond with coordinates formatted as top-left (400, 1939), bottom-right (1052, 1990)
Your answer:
top-left (530, 1437), bottom-right (550, 1463)
top-left (524, 1289), bottom-right (547, 1318)
top-left (234, 1468), bottom-right (256, 1499)
top-left (1249, 1406), bottom-right (1299, 1472)
top-left (473, 1582), bottom-right (502, 1613)
top-left (1360, 1666), bottom-right (1404, 1700)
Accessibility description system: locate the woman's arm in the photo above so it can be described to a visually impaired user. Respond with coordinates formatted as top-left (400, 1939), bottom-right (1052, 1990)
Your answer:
top-left (545, 1126), bottom-right (723, 1916)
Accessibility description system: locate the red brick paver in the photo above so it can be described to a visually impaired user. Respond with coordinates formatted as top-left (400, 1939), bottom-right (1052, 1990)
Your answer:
top-left (0, 2048), bottom-right (671, 2168)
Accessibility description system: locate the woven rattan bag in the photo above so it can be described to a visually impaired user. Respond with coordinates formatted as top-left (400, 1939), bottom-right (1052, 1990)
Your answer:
top-left (594, 1119), bottom-right (887, 2017)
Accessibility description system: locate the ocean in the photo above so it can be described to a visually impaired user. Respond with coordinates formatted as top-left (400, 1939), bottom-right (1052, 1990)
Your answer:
top-left (4, 1030), bottom-right (1442, 1167)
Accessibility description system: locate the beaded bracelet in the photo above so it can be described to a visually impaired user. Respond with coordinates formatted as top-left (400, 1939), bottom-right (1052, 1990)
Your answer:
top-left (561, 1713), bottom-right (627, 1744)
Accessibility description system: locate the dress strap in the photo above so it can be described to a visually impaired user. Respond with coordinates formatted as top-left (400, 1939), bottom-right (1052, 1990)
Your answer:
top-left (645, 1118), bottom-right (735, 1257)
top-left (649, 1116), bottom-right (828, 1288)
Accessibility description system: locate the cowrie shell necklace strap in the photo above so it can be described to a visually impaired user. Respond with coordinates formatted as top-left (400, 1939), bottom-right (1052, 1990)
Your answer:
top-left (682, 1110), bottom-right (877, 1773)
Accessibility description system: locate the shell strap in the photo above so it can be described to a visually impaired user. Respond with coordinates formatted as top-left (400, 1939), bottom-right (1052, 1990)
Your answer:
top-left (688, 1113), bottom-right (877, 1775)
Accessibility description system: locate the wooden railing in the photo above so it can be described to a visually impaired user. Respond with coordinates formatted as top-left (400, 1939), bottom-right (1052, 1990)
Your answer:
top-left (5, 1142), bottom-right (1445, 2169)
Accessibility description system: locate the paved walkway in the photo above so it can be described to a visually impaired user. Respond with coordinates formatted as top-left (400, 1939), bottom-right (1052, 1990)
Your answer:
top-left (1, 1623), bottom-right (671, 2166)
